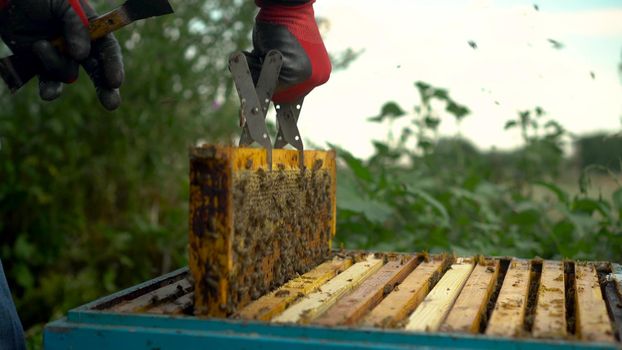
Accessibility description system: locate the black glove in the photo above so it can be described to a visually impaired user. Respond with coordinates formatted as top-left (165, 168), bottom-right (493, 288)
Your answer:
top-left (0, 0), bottom-right (124, 110)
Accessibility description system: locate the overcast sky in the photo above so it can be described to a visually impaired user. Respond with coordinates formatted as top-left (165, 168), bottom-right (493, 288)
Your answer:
top-left (300, 0), bottom-right (622, 158)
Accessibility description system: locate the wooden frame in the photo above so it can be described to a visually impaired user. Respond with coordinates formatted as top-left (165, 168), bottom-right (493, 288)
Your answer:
top-left (405, 258), bottom-right (474, 332)
top-left (441, 259), bottom-right (499, 333)
top-left (575, 264), bottom-right (614, 342)
top-left (238, 256), bottom-right (352, 321)
top-left (189, 145), bottom-right (337, 316)
top-left (485, 260), bottom-right (531, 337)
top-left (363, 257), bottom-right (449, 328)
top-left (314, 256), bottom-right (419, 326)
top-left (532, 261), bottom-right (566, 339)
top-left (272, 255), bottom-right (383, 324)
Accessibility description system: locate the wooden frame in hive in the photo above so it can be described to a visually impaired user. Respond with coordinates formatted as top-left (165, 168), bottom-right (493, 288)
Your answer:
top-left (188, 145), bottom-right (337, 316)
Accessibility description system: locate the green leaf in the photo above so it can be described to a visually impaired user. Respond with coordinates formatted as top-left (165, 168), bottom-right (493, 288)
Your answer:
top-left (555, 205), bottom-right (596, 239)
top-left (573, 198), bottom-right (611, 218)
top-left (445, 102), bottom-right (470, 120)
top-left (519, 111), bottom-right (531, 124)
top-left (359, 200), bottom-right (393, 224)
top-left (578, 178), bottom-right (589, 195)
top-left (372, 141), bottom-right (390, 154)
top-left (432, 88), bottom-right (449, 100)
top-left (14, 236), bottom-right (35, 260)
top-left (415, 81), bottom-right (432, 102)
top-left (407, 188), bottom-right (450, 228)
top-left (103, 269), bottom-right (117, 292)
top-left (552, 220), bottom-right (574, 243)
top-left (14, 263), bottom-right (34, 289)
top-left (614, 187), bottom-right (622, 220)
top-left (417, 139), bottom-right (433, 151)
top-left (415, 81), bottom-right (432, 93)
top-left (399, 127), bottom-right (413, 144)
top-left (507, 201), bottom-right (544, 229)
top-left (337, 181), bottom-right (392, 224)
top-left (533, 181), bottom-right (569, 204)
top-left (612, 188), bottom-right (622, 209)
top-left (504, 120), bottom-right (517, 130)
top-left (424, 116), bottom-right (440, 129)
top-left (338, 150), bottom-right (373, 183)
top-left (368, 102), bottom-right (405, 122)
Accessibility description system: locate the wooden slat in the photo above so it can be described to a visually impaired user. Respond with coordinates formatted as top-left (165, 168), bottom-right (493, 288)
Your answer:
top-left (486, 260), bottom-right (531, 337)
top-left (614, 264), bottom-right (622, 297)
top-left (363, 258), bottom-right (447, 328)
top-left (575, 264), bottom-right (615, 342)
top-left (189, 145), bottom-right (337, 316)
top-left (146, 292), bottom-right (194, 315)
top-left (601, 273), bottom-right (622, 341)
top-left (272, 256), bottom-right (383, 324)
top-left (611, 263), bottom-right (622, 340)
top-left (111, 278), bottom-right (193, 313)
top-left (313, 256), bottom-right (419, 326)
top-left (405, 259), bottom-right (474, 332)
top-left (440, 259), bottom-right (499, 333)
top-left (532, 261), bottom-right (566, 339)
top-left (237, 257), bottom-right (353, 321)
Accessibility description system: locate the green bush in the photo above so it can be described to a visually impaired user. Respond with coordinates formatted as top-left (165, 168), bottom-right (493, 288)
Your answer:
top-left (334, 82), bottom-right (622, 262)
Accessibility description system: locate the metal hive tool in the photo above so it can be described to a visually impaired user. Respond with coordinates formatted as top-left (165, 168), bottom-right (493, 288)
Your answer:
top-left (229, 50), bottom-right (306, 170)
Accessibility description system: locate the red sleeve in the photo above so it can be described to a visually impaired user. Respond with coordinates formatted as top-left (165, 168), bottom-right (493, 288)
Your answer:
top-left (68, 0), bottom-right (90, 27)
top-left (256, 0), bottom-right (313, 6)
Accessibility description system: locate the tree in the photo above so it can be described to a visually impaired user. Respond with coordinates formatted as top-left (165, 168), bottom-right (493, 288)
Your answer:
top-left (575, 133), bottom-right (622, 173)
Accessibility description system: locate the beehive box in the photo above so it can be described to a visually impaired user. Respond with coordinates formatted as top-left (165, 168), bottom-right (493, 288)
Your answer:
top-left (44, 253), bottom-right (622, 349)
top-left (44, 146), bottom-right (622, 349)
